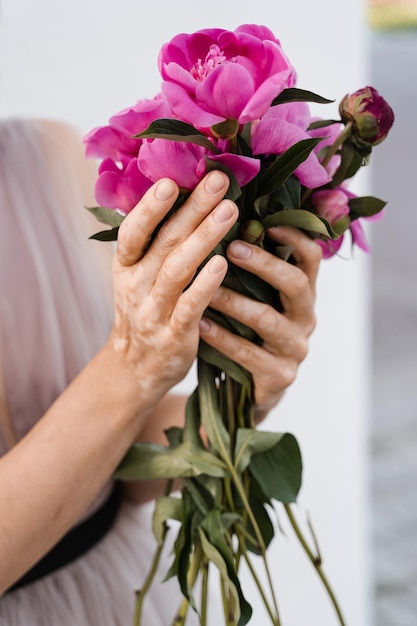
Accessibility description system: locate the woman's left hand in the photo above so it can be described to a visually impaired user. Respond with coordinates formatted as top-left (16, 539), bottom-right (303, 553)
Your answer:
top-left (199, 226), bottom-right (322, 420)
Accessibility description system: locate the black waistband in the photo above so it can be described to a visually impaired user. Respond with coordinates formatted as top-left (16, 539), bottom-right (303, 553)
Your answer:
top-left (9, 487), bottom-right (121, 592)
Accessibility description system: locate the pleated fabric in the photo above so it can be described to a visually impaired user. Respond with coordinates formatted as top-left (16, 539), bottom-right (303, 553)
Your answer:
top-left (0, 119), bottom-right (199, 625)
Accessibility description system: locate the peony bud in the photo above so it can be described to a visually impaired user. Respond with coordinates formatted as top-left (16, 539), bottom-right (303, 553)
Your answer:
top-left (240, 220), bottom-right (265, 246)
top-left (339, 86), bottom-right (394, 147)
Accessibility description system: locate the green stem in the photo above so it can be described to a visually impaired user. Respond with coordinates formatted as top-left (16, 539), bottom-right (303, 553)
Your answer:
top-left (237, 531), bottom-right (279, 625)
top-left (171, 597), bottom-right (190, 626)
top-left (228, 466), bottom-right (281, 624)
top-left (132, 480), bottom-right (173, 626)
top-left (133, 528), bottom-right (167, 626)
top-left (284, 504), bottom-right (347, 626)
top-left (200, 558), bottom-right (209, 626)
top-left (301, 120), bottom-right (353, 206)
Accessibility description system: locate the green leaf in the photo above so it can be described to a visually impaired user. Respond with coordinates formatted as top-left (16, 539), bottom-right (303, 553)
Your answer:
top-left (88, 227), bottom-right (119, 241)
top-left (268, 175), bottom-right (301, 211)
top-left (114, 440), bottom-right (228, 480)
top-left (85, 205), bottom-right (125, 227)
top-left (258, 138), bottom-right (323, 197)
top-left (245, 495), bottom-right (275, 555)
top-left (261, 209), bottom-right (340, 239)
top-left (183, 477), bottom-right (215, 515)
top-left (231, 264), bottom-right (280, 307)
top-left (308, 119), bottom-right (340, 130)
top-left (249, 433), bottom-right (302, 503)
top-left (197, 360), bottom-right (232, 463)
top-left (211, 118), bottom-right (240, 139)
top-left (183, 389), bottom-right (203, 446)
top-left (175, 492), bottom-right (198, 608)
top-left (271, 88), bottom-right (334, 107)
top-left (199, 509), bottom-right (253, 626)
top-left (348, 196), bottom-right (387, 220)
top-left (152, 496), bottom-right (182, 544)
top-left (331, 141), bottom-right (363, 186)
top-left (198, 341), bottom-right (252, 387)
top-left (234, 429), bottom-right (285, 473)
top-left (135, 118), bottom-right (219, 153)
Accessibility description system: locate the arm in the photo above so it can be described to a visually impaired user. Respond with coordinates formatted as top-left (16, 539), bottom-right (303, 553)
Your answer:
top-left (0, 170), bottom-right (236, 594)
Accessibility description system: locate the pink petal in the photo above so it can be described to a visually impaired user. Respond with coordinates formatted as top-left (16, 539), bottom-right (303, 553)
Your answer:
top-left (138, 140), bottom-right (203, 189)
top-left (196, 63), bottom-right (255, 120)
top-left (240, 71), bottom-right (293, 123)
top-left (161, 82), bottom-right (224, 128)
top-left (95, 159), bottom-right (152, 214)
top-left (317, 235), bottom-right (344, 259)
top-left (350, 219), bottom-right (370, 253)
top-left (208, 153), bottom-right (261, 187)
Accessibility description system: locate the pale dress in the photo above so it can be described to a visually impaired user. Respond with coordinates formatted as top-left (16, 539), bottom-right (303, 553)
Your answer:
top-left (0, 119), bottom-right (200, 626)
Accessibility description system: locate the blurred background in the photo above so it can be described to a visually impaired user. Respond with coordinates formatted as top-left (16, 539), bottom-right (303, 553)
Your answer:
top-left (368, 2), bottom-right (417, 624)
top-left (0, 1), bottom-right (415, 624)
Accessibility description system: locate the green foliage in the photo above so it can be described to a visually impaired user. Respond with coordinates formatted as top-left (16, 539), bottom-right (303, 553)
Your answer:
top-left (135, 118), bottom-right (219, 153)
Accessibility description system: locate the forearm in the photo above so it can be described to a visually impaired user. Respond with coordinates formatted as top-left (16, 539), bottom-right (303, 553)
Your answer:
top-left (0, 343), bottom-right (156, 594)
top-left (120, 393), bottom-right (188, 504)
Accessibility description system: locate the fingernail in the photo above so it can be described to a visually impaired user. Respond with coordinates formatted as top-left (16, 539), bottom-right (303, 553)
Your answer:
top-left (155, 179), bottom-right (176, 201)
top-left (208, 256), bottom-right (226, 274)
top-left (229, 241), bottom-right (252, 259)
top-left (199, 318), bottom-right (211, 333)
top-left (213, 201), bottom-right (235, 223)
top-left (205, 171), bottom-right (227, 194)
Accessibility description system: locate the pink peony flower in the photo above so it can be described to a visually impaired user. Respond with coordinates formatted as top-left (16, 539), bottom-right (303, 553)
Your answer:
top-left (158, 24), bottom-right (296, 130)
top-left (251, 102), bottom-right (332, 188)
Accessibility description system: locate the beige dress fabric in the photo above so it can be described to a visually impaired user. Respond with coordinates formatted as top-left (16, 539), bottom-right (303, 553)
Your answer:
top-left (0, 119), bottom-right (195, 625)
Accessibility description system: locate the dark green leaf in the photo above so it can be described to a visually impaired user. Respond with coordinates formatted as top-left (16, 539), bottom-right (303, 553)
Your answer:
top-left (114, 440), bottom-right (228, 480)
top-left (135, 118), bottom-right (219, 153)
top-left (258, 138), bottom-right (323, 197)
top-left (234, 429), bottom-right (285, 473)
top-left (307, 119), bottom-right (340, 130)
top-left (331, 141), bottom-right (363, 186)
top-left (200, 509), bottom-right (253, 626)
top-left (89, 227), bottom-right (119, 241)
top-left (198, 342), bottom-right (252, 387)
top-left (85, 205), bottom-right (125, 227)
top-left (348, 196), bottom-right (387, 220)
top-left (197, 360), bottom-right (232, 463)
top-left (268, 175), bottom-right (301, 211)
top-left (231, 264), bottom-right (280, 307)
top-left (183, 476), bottom-right (216, 515)
top-left (271, 88), bottom-right (334, 107)
top-left (245, 497), bottom-right (274, 555)
top-left (249, 433), bottom-right (302, 503)
top-left (261, 209), bottom-right (340, 239)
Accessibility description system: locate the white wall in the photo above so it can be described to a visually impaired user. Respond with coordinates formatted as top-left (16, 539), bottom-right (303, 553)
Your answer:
top-left (0, 2), bottom-right (373, 624)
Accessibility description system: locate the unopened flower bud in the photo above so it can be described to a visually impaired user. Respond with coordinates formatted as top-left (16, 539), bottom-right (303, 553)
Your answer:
top-left (339, 86), bottom-right (394, 147)
top-left (240, 220), bottom-right (265, 246)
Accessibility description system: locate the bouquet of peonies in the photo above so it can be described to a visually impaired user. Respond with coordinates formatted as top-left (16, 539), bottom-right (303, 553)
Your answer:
top-left (85, 24), bottom-right (394, 626)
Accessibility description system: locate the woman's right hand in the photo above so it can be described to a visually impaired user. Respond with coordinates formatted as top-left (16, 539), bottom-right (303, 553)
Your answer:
top-left (108, 171), bottom-right (237, 413)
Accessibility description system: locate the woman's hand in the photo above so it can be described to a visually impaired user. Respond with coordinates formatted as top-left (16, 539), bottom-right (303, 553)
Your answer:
top-left (199, 226), bottom-right (322, 420)
top-left (108, 171), bottom-right (238, 413)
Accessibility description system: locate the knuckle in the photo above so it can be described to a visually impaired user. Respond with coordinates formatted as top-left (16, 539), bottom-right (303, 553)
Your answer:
top-left (291, 269), bottom-right (309, 296)
top-left (279, 363), bottom-right (298, 389)
top-left (155, 221), bottom-right (182, 251)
